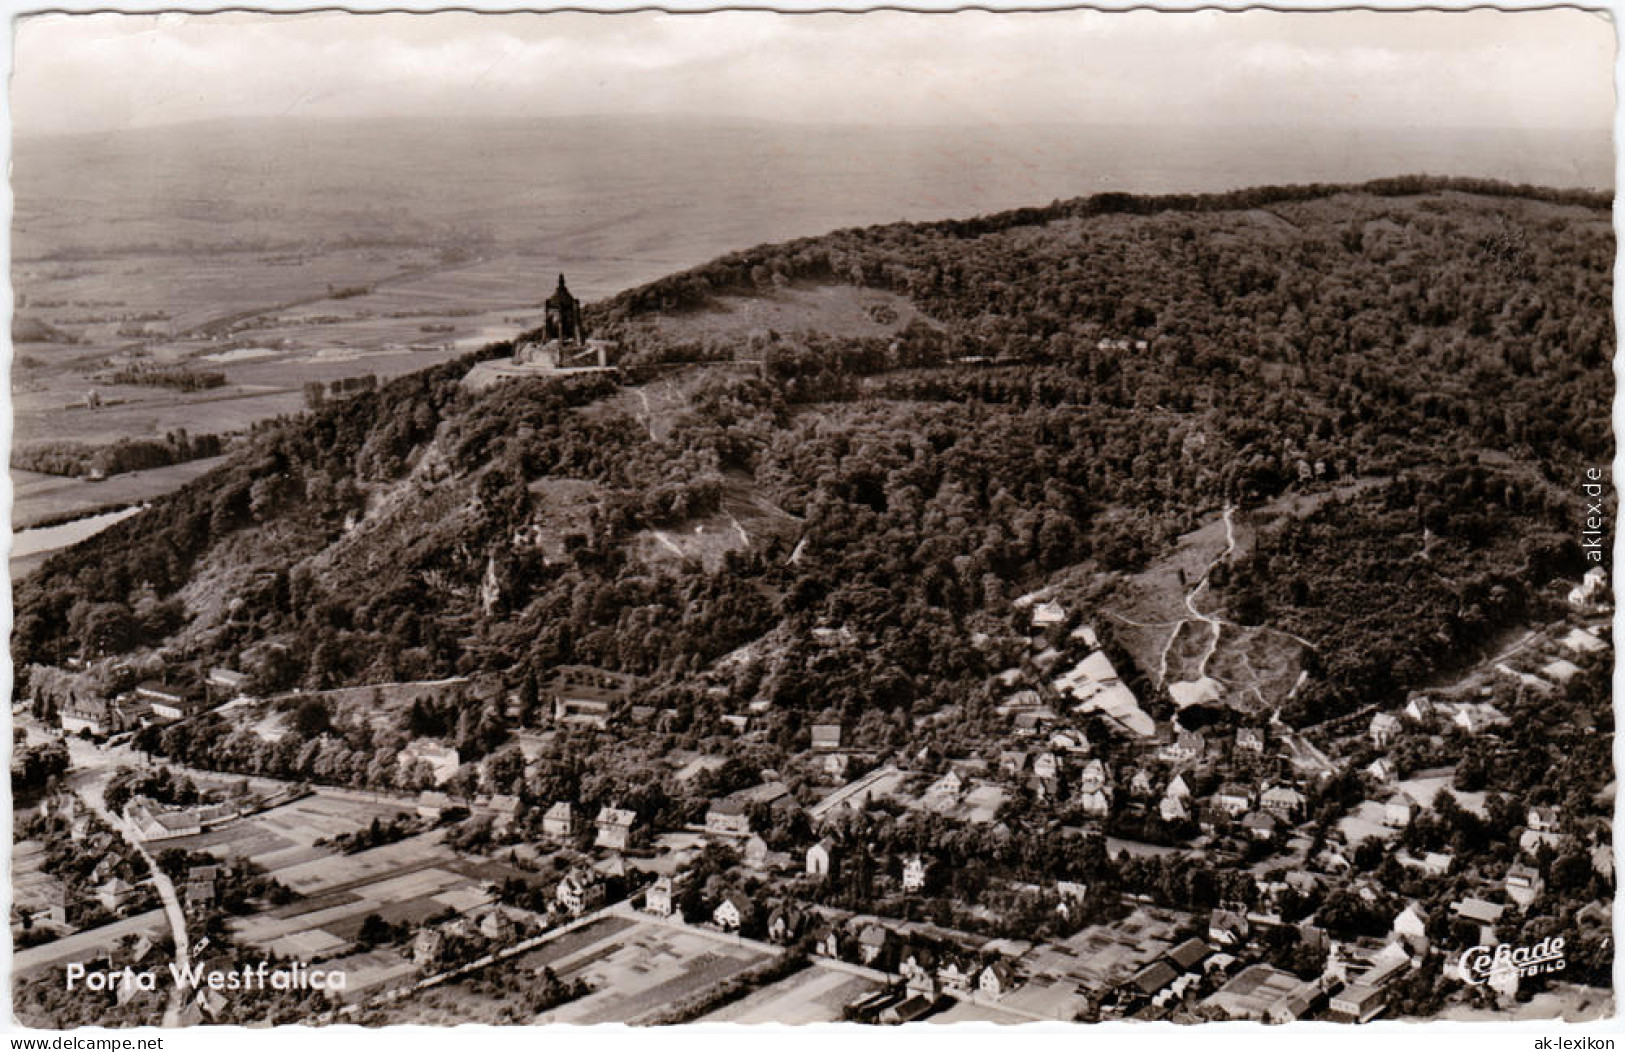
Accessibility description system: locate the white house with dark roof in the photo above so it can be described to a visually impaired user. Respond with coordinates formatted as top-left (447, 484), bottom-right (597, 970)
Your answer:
top-left (1383, 792), bottom-right (1417, 827)
top-left (596, 806), bottom-right (636, 850)
top-left (1369, 713), bottom-right (1401, 747)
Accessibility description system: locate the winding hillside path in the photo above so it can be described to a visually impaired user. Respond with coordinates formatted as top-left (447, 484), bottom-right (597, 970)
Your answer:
top-left (1186, 505), bottom-right (1237, 678)
top-left (1154, 504), bottom-right (1235, 687)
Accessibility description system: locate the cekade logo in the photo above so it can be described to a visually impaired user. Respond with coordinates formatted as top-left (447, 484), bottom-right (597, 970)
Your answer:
top-left (1459, 936), bottom-right (1567, 985)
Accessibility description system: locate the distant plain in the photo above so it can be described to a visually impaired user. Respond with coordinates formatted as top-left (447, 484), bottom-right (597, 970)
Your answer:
top-left (11, 116), bottom-right (1611, 532)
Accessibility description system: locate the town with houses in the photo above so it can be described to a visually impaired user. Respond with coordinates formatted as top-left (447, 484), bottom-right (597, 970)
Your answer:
top-left (9, 557), bottom-right (1613, 1026)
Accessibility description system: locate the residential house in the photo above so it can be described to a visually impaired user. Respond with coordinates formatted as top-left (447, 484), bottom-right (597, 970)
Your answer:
top-left (1561, 627), bottom-right (1607, 656)
top-left (1000, 751), bottom-right (1031, 778)
top-left (744, 835), bottom-right (771, 869)
top-left (136, 681), bottom-right (192, 721)
top-left (1420, 851), bottom-right (1454, 877)
top-left (1505, 863), bottom-right (1543, 907)
top-left (556, 869), bottom-right (606, 915)
top-left (928, 768), bottom-right (965, 799)
top-left (487, 794), bottom-right (521, 831)
top-left (1159, 728), bottom-right (1207, 765)
top-left (811, 724), bottom-right (843, 752)
top-left (542, 801), bottom-right (575, 839)
top-left (1209, 908), bottom-right (1250, 947)
top-left (1215, 783), bottom-right (1253, 817)
top-left (416, 791), bottom-right (452, 821)
top-left (1527, 806), bottom-right (1561, 833)
top-left (1130, 768), bottom-right (1157, 798)
top-left (713, 892), bottom-right (753, 932)
top-left (1520, 829), bottom-right (1569, 858)
top-left (1392, 904), bottom-right (1429, 943)
top-left (1403, 695), bottom-right (1436, 723)
top-left (1452, 897), bottom-right (1506, 943)
top-left (811, 924), bottom-right (842, 959)
top-left (936, 957), bottom-right (975, 995)
top-left (857, 924), bottom-right (891, 965)
top-left (1365, 757), bottom-right (1395, 783)
top-left (900, 948), bottom-right (939, 995)
top-left (544, 666), bottom-right (640, 729)
top-left (1370, 713), bottom-right (1401, 748)
top-left (412, 929), bottom-right (446, 969)
top-left (1159, 794), bottom-right (1190, 823)
top-left (645, 876), bottom-right (676, 918)
top-left (705, 798), bottom-right (752, 837)
top-left (1070, 623), bottom-right (1100, 648)
top-left (1050, 728), bottom-right (1089, 753)
top-left (58, 695), bottom-right (122, 737)
top-left (821, 753), bottom-right (850, 781)
top-left (1077, 758), bottom-right (1113, 817)
top-left (1541, 658), bottom-right (1583, 684)
top-left (979, 962), bottom-right (1018, 999)
top-left (806, 839), bottom-right (836, 879)
top-left (1057, 880), bottom-right (1089, 904)
top-left (1242, 812), bottom-right (1279, 841)
top-left (1164, 773), bottom-right (1191, 799)
top-left (97, 877), bottom-right (136, 913)
top-left (767, 907), bottom-right (805, 944)
top-left (1568, 566), bottom-right (1609, 610)
top-left (596, 806), bottom-right (636, 850)
top-left (902, 855), bottom-right (929, 893)
top-left (24, 884), bottom-right (69, 929)
top-left (185, 865), bottom-right (220, 908)
top-left (1383, 792), bottom-right (1417, 828)
top-left (1260, 785), bottom-right (1307, 819)
top-left (706, 782), bottom-right (797, 836)
top-left (1454, 703), bottom-right (1510, 735)
top-left (1235, 727), bottom-right (1266, 754)
top-left (206, 667), bottom-right (250, 701)
top-left (1031, 600), bottom-right (1067, 628)
top-left (399, 741), bottom-right (461, 786)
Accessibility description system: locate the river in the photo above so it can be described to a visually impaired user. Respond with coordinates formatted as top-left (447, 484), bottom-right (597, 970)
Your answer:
top-left (11, 504), bottom-right (146, 574)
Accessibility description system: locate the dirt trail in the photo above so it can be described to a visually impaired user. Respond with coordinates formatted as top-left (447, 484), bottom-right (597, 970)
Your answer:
top-left (634, 388), bottom-right (658, 442)
top-left (1155, 504), bottom-right (1235, 687)
top-left (1187, 505), bottom-right (1237, 678)
top-left (652, 531), bottom-right (685, 558)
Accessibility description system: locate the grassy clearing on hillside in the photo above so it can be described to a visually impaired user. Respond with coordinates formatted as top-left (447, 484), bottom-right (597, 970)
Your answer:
top-left (626, 282), bottom-right (930, 347)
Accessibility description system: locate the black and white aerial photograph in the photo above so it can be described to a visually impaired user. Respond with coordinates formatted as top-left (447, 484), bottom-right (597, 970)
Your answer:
top-left (5, 2), bottom-right (1617, 1035)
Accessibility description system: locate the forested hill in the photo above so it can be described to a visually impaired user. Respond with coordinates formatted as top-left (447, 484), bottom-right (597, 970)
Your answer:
top-left (15, 176), bottom-right (1613, 740)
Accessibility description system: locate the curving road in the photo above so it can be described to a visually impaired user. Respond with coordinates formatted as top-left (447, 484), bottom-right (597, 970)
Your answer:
top-left (65, 741), bottom-right (193, 1026)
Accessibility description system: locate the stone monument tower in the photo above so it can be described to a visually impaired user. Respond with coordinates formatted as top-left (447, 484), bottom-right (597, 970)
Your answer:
top-left (543, 274), bottom-right (584, 345)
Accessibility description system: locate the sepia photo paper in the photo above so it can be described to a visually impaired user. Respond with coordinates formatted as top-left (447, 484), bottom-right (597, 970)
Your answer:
top-left (2, 1), bottom-right (1617, 1042)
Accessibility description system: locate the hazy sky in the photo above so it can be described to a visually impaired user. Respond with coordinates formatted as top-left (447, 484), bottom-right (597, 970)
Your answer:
top-left (11, 7), bottom-right (1616, 138)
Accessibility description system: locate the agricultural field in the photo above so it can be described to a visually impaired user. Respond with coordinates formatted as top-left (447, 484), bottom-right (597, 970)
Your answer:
top-left (698, 964), bottom-right (881, 1024)
top-left (13, 457), bottom-right (229, 530)
top-left (9, 245), bottom-right (604, 528)
top-left (162, 792), bottom-right (414, 873)
top-left (185, 815), bottom-right (537, 966)
top-left (531, 914), bottom-right (774, 1024)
